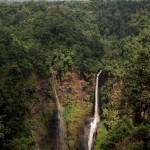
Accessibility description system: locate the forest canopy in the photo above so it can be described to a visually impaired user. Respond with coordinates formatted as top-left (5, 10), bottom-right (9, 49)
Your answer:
top-left (0, 0), bottom-right (149, 149)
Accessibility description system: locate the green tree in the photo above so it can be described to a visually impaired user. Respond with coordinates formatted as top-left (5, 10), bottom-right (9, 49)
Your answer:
top-left (122, 45), bottom-right (150, 124)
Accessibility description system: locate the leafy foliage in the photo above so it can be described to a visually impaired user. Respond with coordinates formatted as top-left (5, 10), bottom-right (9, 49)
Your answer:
top-left (0, 0), bottom-right (149, 149)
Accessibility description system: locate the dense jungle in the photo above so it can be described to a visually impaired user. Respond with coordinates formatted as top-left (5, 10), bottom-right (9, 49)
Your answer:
top-left (0, 0), bottom-right (149, 150)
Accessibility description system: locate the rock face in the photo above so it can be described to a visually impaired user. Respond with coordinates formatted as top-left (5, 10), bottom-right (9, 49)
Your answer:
top-left (58, 71), bottom-right (94, 102)
top-left (30, 71), bottom-right (94, 150)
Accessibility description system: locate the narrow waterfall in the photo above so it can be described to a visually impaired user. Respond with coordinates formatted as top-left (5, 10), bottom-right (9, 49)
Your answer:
top-left (52, 74), bottom-right (66, 150)
top-left (87, 70), bottom-right (102, 150)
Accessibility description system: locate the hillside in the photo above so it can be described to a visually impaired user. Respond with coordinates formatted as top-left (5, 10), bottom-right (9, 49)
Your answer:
top-left (0, 0), bottom-right (149, 150)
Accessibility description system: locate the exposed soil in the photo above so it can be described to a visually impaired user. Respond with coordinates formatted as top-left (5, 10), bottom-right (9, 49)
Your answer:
top-left (57, 71), bottom-right (94, 102)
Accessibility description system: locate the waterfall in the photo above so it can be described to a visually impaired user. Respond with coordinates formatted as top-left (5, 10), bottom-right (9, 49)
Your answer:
top-left (52, 74), bottom-right (66, 150)
top-left (87, 70), bottom-right (102, 150)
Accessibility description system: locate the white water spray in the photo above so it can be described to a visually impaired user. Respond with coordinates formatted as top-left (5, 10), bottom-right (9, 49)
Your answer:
top-left (88, 70), bottom-right (102, 150)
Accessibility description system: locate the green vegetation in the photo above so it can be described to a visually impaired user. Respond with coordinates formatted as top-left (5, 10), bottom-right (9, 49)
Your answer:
top-left (64, 100), bottom-right (92, 149)
top-left (0, 0), bottom-right (149, 149)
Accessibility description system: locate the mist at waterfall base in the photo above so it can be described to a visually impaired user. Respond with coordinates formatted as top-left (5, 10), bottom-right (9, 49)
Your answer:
top-left (55, 107), bottom-right (66, 150)
top-left (49, 108), bottom-right (66, 150)
top-left (52, 75), bottom-right (67, 150)
top-left (82, 70), bottom-right (102, 150)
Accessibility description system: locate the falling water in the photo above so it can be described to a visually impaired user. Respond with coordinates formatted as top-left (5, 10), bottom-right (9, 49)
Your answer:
top-left (87, 70), bottom-right (102, 150)
top-left (52, 74), bottom-right (66, 150)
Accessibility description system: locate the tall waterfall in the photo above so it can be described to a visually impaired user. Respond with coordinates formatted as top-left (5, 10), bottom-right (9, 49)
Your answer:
top-left (87, 70), bottom-right (102, 150)
top-left (52, 74), bottom-right (66, 150)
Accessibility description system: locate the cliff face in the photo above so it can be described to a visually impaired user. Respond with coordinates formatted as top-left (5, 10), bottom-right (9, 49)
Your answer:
top-left (30, 70), bottom-right (94, 150)
top-left (58, 71), bottom-right (94, 102)
top-left (29, 70), bottom-right (124, 150)
top-left (57, 71), bottom-right (94, 149)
